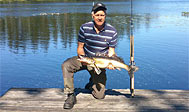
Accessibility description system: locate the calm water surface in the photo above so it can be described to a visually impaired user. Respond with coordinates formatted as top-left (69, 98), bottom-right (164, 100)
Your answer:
top-left (0, 0), bottom-right (189, 96)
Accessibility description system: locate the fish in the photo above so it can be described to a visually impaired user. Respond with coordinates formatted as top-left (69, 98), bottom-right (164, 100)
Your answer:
top-left (77, 55), bottom-right (138, 75)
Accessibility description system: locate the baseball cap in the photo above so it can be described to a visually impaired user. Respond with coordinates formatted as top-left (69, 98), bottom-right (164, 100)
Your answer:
top-left (92, 2), bottom-right (107, 12)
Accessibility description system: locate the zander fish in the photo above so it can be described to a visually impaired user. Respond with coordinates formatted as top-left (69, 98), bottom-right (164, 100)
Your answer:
top-left (77, 55), bottom-right (138, 75)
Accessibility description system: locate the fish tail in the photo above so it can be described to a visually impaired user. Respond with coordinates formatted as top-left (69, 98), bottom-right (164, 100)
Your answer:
top-left (123, 64), bottom-right (131, 71)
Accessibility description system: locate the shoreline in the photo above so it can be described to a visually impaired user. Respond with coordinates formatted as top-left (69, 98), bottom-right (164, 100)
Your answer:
top-left (0, 0), bottom-right (126, 3)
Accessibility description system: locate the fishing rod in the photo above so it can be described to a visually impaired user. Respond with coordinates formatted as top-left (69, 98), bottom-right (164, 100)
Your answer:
top-left (129, 0), bottom-right (135, 98)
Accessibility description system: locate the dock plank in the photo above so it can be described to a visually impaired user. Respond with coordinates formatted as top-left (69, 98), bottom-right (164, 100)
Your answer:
top-left (0, 88), bottom-right (188, 112)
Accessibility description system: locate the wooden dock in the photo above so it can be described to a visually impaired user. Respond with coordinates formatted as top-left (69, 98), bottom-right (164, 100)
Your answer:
top-left (0, 88), bottom-right (188, 112)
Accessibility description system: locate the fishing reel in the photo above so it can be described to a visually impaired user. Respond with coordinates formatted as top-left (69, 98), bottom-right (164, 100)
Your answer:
top-left (128, 61), bottom-right (139, 78)
top-left (129, 61), bottom-right (136, 66)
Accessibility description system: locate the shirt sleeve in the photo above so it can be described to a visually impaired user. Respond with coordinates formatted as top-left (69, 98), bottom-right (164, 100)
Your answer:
top-left (109, 32), bottom-right (117, 48)
top-left (78, 26), bottom-right (85, 43)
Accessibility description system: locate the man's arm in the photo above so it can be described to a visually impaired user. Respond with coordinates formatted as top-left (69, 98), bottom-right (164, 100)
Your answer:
top-left (107, 47), bottom-right (116, 70)
top-left (77, 42), bottom-right (85, 56)
top-left (108, 47), bottom-right (116, 57)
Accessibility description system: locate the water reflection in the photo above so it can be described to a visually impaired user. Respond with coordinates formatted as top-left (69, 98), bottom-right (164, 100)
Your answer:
top-left (0, 13), bottom-right (154, 54)
top-left (0, 13), bottom-right (88, 53)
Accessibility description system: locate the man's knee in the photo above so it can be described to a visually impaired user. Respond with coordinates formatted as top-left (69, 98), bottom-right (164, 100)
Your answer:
top-left (62, 56), bottom-right (82, 73)
top-left (62, 60), bottom-right (69, 69)
top-left (62, 58), bottom-right (76, 73)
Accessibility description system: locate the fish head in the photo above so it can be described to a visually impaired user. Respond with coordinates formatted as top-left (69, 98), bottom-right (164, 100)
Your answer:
top-left (77, 55), bottom-right (94, 64)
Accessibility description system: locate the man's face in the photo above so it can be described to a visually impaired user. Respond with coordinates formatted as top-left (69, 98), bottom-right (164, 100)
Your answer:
top-left (92, 10), bottom-right (106, 26)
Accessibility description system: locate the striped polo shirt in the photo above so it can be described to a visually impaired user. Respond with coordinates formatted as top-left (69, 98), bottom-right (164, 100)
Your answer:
top-left (78, 21), bottom-right (117, 56)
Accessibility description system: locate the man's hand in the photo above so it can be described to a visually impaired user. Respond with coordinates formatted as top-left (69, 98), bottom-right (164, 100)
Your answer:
top-left (108, 47), bottom-right (116, 57)
top-left (77, 55), bottom-right (88, 66)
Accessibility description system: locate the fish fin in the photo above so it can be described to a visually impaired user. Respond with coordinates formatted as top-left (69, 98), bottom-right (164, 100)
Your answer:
top-left (116, 68), bottom-right (121, 71)
top-left (94, 63), bottom-right (101, 75)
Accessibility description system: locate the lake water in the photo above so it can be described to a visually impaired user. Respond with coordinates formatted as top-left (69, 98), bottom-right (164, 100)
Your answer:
top-left (0, 0), bottom-right (189, 96)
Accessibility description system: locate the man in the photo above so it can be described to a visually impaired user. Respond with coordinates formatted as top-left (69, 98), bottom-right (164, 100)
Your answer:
top-left (62, 2), bottom-right (118, 109)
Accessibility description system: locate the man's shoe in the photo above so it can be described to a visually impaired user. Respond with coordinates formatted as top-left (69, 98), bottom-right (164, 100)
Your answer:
top-left (92, 83), bottom-right (105, 99)
top-left (63, 93), bottom-right (77, 109)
